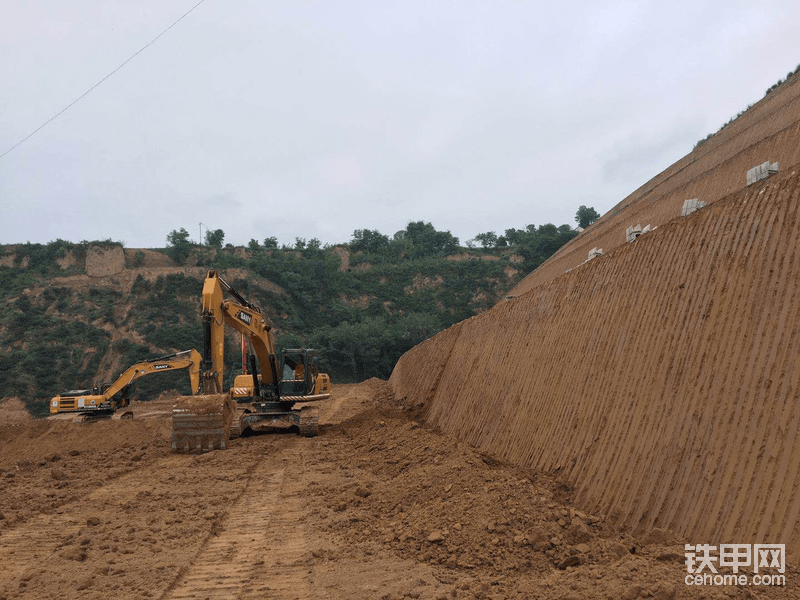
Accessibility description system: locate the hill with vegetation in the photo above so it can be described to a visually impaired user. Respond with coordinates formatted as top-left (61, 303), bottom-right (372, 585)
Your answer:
top-left (0, 220), bottom-right (578, 416)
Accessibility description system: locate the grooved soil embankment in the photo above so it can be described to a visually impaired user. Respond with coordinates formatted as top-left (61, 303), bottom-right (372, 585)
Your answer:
top-left (391, 169), bottom-right (800, 557)
top-left (509, 73), bottom-right (800, 296)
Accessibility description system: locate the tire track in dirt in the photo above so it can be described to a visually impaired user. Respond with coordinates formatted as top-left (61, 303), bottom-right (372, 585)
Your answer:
top-left (0, 455), bottom-right (185, 594)
top-left (0, 446), bottom-right (265, 599)
top-left (165, 439), bottom-right (312, 600)
top-left (0, 512), bottom-right (84, 585)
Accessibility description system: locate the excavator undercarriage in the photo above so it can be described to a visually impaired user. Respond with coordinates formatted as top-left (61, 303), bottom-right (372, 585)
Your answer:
top-left (237, 402), bottom-right (321, 436)
top-left (172, 384), bottom-right (324, 453)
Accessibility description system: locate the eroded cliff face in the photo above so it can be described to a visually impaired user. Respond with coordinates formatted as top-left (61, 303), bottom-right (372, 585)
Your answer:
top-left (86, 244), bottom-right (125, 276)
top-left (509, 72), bottom-right (800, 296)
top-left (391, 168), bottom-right (800, 555)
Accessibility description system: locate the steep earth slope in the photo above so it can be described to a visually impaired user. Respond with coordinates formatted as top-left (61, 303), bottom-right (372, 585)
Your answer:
top-left (509, 71), bottom-right (800, 296)
top-left (391, 167), bottom-right (800, 560)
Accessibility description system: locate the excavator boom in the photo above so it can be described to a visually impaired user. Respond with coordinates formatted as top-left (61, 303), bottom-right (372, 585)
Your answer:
top-left (200, 271), bottom-right (280, 395)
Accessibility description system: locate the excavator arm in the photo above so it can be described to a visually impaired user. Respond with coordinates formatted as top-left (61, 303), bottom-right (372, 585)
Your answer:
top-left (219, 301), bottom-right (281, 397)
top-left (102, 349), bottom-right (202, 401)
top-left (200, 270), bottom-right (280, 398)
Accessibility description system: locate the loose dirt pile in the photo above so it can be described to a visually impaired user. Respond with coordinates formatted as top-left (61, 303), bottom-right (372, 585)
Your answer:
top-left (0, 397), bottom-right (32, 424)
top-left (0, 382), bottom-right (794, 598)
top-left (171, 394), bottom-right (232, 416)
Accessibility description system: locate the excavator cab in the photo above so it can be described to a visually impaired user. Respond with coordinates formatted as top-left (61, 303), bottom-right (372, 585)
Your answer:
top-left (279, 349), bottom-right (320, 396)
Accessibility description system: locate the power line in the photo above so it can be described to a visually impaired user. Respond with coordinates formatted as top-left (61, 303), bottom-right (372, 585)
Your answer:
top-left (0, 0), bottom-right (207, 161)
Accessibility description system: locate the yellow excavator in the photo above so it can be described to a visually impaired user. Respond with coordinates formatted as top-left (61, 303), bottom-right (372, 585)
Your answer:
top-left (50, 349), bottom-right (202, 420)
top-left (171, 270), bottom-right (331, 453)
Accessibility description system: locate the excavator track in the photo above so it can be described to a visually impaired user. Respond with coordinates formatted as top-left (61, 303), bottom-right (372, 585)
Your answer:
top-left (78, 411), bottom-right (114, 424)
top-left (172, 395), bottom-right (235, 453)
top-left (298, 405), bottom-right (320, 437)
top-left (228, 408), bottom-right (246, 439)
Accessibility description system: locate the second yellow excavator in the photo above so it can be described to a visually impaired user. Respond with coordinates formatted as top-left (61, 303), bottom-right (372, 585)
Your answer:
top-left (171, 271), bottom-right (331, 452)
top-left (50, 349), bottom-right (202, 420)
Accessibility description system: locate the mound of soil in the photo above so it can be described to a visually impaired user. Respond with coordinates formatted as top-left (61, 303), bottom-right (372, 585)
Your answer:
top-left (0, 417), bottom-right (170, 469)
top-left (0, 397), bottom-right (32, 425)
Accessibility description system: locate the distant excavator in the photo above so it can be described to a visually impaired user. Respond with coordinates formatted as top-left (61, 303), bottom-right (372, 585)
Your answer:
top-left (171, 270), bottom-right (331, 453)
top-left (50, 349), bottom-right (202, 421)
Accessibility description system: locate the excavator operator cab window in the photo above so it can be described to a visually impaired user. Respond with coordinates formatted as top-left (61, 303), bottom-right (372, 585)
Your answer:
top-left (280, 349), bottom-right (312, 395)
top-left (281, 363), bottom-right (296, 380)
top-left (281, 353), bottom-right (300, 380)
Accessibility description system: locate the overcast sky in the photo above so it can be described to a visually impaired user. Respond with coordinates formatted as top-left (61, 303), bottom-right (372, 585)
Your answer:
top-left (2, 1), bottom-right (799, 249)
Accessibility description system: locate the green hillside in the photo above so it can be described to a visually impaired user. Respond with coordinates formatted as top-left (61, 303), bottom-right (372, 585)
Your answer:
top-left (0, 221), bottom-right (577, 416)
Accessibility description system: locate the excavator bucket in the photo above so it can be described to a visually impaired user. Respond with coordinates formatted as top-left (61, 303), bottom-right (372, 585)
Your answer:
top-left (171, 394), bottom-right (235, 453)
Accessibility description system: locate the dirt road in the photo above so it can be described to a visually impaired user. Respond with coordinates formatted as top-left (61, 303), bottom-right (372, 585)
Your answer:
top-left (0, 383), bottom-right (794, 599)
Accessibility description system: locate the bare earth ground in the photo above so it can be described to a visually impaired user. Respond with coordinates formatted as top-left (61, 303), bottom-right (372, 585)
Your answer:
top-left (0, 383), bottom-right (795, 599)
